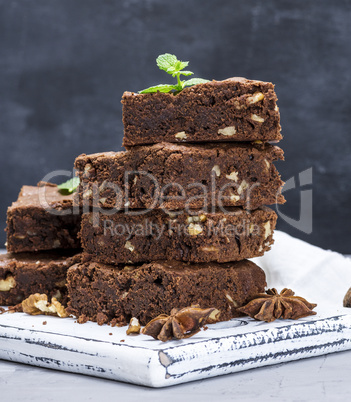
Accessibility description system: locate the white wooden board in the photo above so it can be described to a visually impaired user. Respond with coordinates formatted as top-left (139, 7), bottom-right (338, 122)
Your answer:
top-left (1, 232), bottom-right (351, 387)
top-left (1, 308), bottom-right (351, 387)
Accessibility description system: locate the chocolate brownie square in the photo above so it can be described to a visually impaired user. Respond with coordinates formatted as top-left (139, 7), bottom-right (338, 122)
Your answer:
top-left (80, 207), bottom-right (277, 264)
top-left (75, 142), bottom-right (285, 210)
top-left (66, 257), bottom-right (266, 326)
top-left (6, 182), bottom-right (81, 253)
top-left (122, 77), bottom-right (281, 146)
top-left (0, 251), bottom-right (80, 306)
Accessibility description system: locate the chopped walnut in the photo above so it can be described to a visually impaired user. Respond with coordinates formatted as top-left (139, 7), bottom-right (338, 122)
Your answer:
top-left (250, 114), bottom-right (265, 123)
top-left (84, 163), bottom-right (93, 173)
top-left (200, 246), bottom-right (218, 252)
top-left (218, 126), bottom-right (236, 136)
top-left (237, 180), bottom-right (249, 195)
top-left (126, 317), bottom-right (141, 335)
top-left (83, 189), bottom-right (93, 199)
top-left (230, 194), bottom-right (240, 202)
top-left (247, 92), bottom-right (264, 104)
top-left (187, 214), bottom-right (207, 223)
top-left (225, 293), bottom-right (238, 307)
top-left (263, 221), bottom-right (271, 239)
top-left (212, 165), bottom-right (221, 177)
top-left (0, 276), bottom-right (16, 292)
top-left (22, 294), bottom-right (69, 318)
top-left (188, 223), bottom-right (203, 236)
top-left (226, 171), bottom-right (239, 182)
top-left (124, 241), bottom-right (135, 252)
top-left (207, 308), bottom-right (221, 323)
top-left (175, 131), bottom-right (187, 140)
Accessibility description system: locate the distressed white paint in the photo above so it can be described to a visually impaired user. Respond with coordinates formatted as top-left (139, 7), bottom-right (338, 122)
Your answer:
top-left (0, 310), bottom-right (351, 387)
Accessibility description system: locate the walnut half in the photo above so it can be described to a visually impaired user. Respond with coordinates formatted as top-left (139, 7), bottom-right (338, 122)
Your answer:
top-left (22, 294), bottom-right (68, 318)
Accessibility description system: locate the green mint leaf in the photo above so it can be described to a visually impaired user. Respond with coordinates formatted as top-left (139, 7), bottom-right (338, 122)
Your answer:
top-left (138, 53), bottom-right (210, 94)
top-left (176, 60), bottom-right (189, 71)
top-left (157, 54), bottom-right (190, 75)
top-left (183, 78), bottom-right (210, 87)
top-left (156, 54), bottom-right (178, 73)
top-left (139, 84), bottom-right (178, 94)
top-left (57, 177), bottom-right (80, 194)
top-left (179, 70), bottom-right (194, 77)
top-left (166, 66), bottom-right (178, 76)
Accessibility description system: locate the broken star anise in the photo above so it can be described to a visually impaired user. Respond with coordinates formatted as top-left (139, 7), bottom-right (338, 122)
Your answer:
top-left (141, 306), bottom-right (218, 342)
top-left (237, 288), bottom-right (317, 323)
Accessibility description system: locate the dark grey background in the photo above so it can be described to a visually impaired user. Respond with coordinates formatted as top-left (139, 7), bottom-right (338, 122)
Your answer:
top-left (1, 0), bottom-right (350, 252)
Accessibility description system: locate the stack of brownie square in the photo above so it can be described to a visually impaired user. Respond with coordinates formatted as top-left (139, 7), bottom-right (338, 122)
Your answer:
top-left (68, 77), bottom-right (285, 326)
top-left (1, 182), bottom-right (81, 307)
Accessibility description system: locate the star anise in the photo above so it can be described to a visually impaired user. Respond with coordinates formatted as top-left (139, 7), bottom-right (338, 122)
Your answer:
top-left (237, 288), bottom-right (317, 322)
top-left (141, 306), bottom-right (217, 342)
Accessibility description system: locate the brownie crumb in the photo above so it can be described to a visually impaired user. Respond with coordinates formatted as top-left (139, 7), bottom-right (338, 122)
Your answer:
top-left (109, 333), bottom-right (113, 336)
top-left (8, 303), bottom-right (23, 313)
top-left (120, 339), bottom-right (125, 342)
top-left (43, 321), bottom-right (47, 325)
top-left (78, 314), bottom-right (88, 324)
top-left (0, 307), bottom-right (6, 314)
top-left (96, 312), bottom-right (109, 325)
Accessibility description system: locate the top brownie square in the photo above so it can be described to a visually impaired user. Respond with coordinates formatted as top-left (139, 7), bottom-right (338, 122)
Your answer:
top-left (122, 77), bottom-right (281, 146)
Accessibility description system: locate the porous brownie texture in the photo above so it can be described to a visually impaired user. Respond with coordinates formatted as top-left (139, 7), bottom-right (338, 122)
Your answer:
top-left (66, 257), bottom-right (266, 326)
top-left (6, 183), bottom-right (81, 253)
top-left (75, 142), bottom-right (285, 210)
top-left (80, 207), bottom-right (277, 264)
top-left (122, 77), bottom-right (281, 146)
top-left (0, 251), bottom-right (80, 306)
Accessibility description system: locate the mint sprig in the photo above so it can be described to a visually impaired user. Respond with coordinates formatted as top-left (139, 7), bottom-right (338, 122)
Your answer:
top-left (139, 53), bottom-right (209, 94)
top-left (57, 177), bottom-right (80, 195)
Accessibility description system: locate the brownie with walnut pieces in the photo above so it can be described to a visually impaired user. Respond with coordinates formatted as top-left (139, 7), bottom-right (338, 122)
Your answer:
top-left (75, 142), bottom-right (285, 210)
top-left (122, 77), bottom-right (281, 147)
top-left (0, 251), bottom-right (80, 306)
top-left (66, 257), bottom-right (266, 326)
top-left (6, 182), bottom-right (81, 253)
top-left (80, 207), bottom-right (277, 264)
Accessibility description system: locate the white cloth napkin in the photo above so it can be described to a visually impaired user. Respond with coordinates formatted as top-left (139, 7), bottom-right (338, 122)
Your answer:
top-left (252, 230), bottom-right (351, 314)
